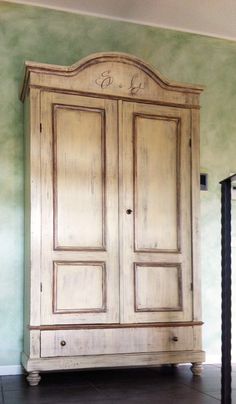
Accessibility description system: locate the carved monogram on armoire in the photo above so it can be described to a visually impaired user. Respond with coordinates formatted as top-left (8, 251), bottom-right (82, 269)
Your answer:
top-left (95, 70), bottom-right (144, 95)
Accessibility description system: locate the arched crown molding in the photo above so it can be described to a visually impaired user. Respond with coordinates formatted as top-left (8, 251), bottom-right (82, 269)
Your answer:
top-left (20, 52), bottom-right (204, 104)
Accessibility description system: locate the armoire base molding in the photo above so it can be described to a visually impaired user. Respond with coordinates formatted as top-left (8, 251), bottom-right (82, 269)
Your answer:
top-left (22, 350), bottom-right (205, 373)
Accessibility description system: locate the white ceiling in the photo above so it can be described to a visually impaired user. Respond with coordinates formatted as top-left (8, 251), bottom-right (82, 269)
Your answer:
top-left (5, 0), bottom-right (236, 41)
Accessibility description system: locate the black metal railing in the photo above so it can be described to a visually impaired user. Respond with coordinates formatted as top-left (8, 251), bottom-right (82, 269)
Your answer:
top-left (220, 174), bottom-right (235, 404)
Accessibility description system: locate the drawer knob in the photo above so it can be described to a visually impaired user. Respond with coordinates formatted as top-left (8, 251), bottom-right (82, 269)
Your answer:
top-left (60, 340), bottom-right (66, 347)
top-left (126, 209), bottom-right (132, 215)
top-left (172, 336), bottom-right (178, 342)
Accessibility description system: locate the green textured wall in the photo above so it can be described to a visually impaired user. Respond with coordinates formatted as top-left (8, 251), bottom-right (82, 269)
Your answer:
top-left (1, 1), bottom-right (236, 367)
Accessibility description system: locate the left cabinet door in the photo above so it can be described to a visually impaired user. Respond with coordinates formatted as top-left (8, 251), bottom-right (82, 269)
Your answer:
top-left (40, 92), bottom-right (119, 325)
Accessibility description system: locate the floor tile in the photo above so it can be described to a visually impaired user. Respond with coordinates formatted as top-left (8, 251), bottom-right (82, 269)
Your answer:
top-left (0, 387), bottom-right (3, 404)
top-left (179, 367), bottom-right (236, 393)
top-left (96, 378), bottom-right (182, 390)
top-left (2, 371), bottom-right (91, 391)
top-left (103, 389), bottom-right (220, 403)
top-left (118, 385), bottom-right (218, 402)
top-left (3, 384), bottom-right (107, 404)
top-left (207, 388), bottom-right (236, 402)
top-left (1, 374), bottom-right (28, 391)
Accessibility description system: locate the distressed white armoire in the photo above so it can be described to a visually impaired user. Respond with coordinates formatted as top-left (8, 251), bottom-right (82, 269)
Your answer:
top-left (20, 53), bottom-right (205, 386)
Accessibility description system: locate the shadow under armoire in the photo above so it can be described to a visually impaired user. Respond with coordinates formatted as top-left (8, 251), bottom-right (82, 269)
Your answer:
top-left (20, 52), bottom-right (205, 386)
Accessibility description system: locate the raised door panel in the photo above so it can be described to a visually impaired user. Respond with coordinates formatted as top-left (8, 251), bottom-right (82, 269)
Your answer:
top-left (54, 106), bottom-right (105, 250)
top-left (40, 92), bottom-right (119, 324)
top-left (120, 101), bottom-right (192, 323)
top-left (134, 264), bottom-right (182, 312)
top-left (134, 115), bottom-right (178, 251)
top-left (53, 262), bottom-right (106, 313)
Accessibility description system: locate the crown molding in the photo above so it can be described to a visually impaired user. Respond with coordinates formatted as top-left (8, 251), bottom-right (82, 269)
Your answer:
top-left (3, 0), bottom-right (236, 42)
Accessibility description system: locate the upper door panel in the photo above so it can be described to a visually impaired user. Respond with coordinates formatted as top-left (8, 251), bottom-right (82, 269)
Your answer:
top-left (134, 113), bottom-right (179, 252)
top-left (54, 105), bottom-right (105, 251)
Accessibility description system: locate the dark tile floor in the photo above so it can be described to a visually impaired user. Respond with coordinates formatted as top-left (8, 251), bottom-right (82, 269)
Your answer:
top-left (0, 364), bottom-right (235, 404)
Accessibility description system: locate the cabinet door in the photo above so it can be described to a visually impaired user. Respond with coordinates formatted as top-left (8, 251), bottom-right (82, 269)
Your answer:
top-left (40, 92), bottom-right (119, 325)
top-left (120, 101), bottom-right (192, 323)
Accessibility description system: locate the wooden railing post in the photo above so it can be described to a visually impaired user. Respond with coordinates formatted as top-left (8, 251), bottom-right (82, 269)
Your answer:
top-left (220, 176), bottom-right (234, 404)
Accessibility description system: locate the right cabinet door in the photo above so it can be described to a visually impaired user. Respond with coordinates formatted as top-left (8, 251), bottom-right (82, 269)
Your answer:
top-left (120, 101), bottom-right (192, 323)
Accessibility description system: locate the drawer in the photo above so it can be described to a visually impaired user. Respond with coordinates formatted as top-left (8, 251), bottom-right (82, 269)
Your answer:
top-left (41, 326), bottom-right (194, 357)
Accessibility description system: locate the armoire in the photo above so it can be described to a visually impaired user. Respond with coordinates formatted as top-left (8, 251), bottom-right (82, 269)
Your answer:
top-left (20, 52), bottom-right (205, 386)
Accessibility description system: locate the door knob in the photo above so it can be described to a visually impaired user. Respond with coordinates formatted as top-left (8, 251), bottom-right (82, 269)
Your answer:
top-left (126, 209), bottom-right (132, 215)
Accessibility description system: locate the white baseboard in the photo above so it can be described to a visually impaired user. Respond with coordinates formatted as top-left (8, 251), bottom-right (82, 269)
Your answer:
top-left (0, 365), bottom-right (23, 376)
top-left (205, 354), bottom-right (236, 364)
top-left (205, 354), bottom-right (221, 364)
